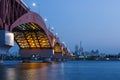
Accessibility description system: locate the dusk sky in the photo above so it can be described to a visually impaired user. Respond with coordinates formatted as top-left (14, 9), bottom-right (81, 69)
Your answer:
top-left (22, 0), bottom-right (120, 54)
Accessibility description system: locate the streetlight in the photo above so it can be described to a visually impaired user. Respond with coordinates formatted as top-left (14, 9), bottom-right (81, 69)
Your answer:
top-left (50, 27), bottom-right (54, 32)
top-left (55, 33), bottom-right (58, 37)
top-left (44, 18), bottom-right (48, 22)
top-left (32, 2), bottom-right (36, 7)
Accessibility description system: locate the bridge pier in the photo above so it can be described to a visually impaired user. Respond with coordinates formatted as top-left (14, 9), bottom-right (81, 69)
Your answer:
top-left (62, 55), bottom-right (69, 61)
top-left (0, 30), bottom-right (14, 64)
top-left (0, 54), bottom-right (4, 64)
top-left (22, 58), bottom-right (30, 63)
top-left (53, 53), bottom-right (63, 62)
top-left (42, 57), bottom-right (52, 63)
top-left (20, 49), bottom-right (53, 63)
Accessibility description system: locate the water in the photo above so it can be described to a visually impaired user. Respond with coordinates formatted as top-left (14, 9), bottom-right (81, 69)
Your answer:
top-left (0, 61), bottom-right (120, 80)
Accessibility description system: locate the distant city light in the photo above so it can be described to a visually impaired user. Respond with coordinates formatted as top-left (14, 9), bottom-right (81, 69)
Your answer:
top-left (32, 2), bottom-right (36, 6)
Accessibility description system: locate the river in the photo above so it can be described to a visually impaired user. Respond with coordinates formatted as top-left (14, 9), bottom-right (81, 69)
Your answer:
top-left (0, 61), bottom-right (120, 80)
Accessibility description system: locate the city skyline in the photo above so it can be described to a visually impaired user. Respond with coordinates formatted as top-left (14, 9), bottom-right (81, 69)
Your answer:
top-left (22, 0), bottom-right (120, 54)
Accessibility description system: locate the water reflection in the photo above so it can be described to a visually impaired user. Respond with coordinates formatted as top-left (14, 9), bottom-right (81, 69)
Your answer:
top-left (1, 61), bottom-right (120, 80)
top-left (43, 62), bottom-right (65, 80)
top-left (6, 68), bottom-right (17, 80)
top-left (0, 62), bottom-right (65, 80)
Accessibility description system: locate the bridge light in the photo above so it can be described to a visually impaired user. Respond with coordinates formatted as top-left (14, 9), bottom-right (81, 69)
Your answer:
top-left (44, 18), bottom-right (48, 22)
top-left (51, 27), bottom-right (54, 32)
top-left (32, 3), bottom-right (36, 7)
top-left (55, 33), bottom-right (58, 36)
top-left (5, 32), bottom-right (14, 46)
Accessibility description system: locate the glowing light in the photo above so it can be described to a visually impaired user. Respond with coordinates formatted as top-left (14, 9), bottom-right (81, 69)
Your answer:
top-left (32, 3), bottom-right (36, 6)
top-left (50, 27), bottom-right (54, 32)
top-left (44, 18), bottom-right (48, 22)
top-left (5, 32), bottom-right (14, 46)
top-left (56, 33), bottom-right (58, 36)
top-left (51, 27), bottom-right (54, 30)
top-left (54, 45), bottom-right (62, 53)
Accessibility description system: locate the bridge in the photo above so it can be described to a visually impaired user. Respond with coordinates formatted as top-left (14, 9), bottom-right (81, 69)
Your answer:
top-left (0, 0), bottom-right (72, 62)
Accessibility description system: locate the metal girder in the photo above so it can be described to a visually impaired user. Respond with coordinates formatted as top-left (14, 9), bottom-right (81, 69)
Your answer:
top-left (0, 0), bottom-right (28, 30)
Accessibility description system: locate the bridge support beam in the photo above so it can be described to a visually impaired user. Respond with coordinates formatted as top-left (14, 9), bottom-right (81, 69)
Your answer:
top-left (53, 53), bottom-right (63, 62)
top-left (0, 54), bottom-right (4, 64)
top-left (42, 57), bottom-right (52, 63)
top-left (20, 49), bottom-right (53, 62)
top-left (62, 55), bottom-right (70, 61)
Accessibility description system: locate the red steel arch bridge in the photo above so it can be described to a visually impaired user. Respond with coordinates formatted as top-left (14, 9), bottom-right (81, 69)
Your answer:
top-left (0, 0), bottom-right (72, 62)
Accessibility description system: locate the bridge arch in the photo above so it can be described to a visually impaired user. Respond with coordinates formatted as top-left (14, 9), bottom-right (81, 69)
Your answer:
top-left (10, 11), bottom-right (48, 32)
top-left (12, 22), bottom-right (51, 49)
top-left (10, 11), bottom-right (52, 47)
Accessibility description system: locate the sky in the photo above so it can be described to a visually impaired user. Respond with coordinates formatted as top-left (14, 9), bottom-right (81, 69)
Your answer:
top-left (21, 0), bottom-right (120, 54)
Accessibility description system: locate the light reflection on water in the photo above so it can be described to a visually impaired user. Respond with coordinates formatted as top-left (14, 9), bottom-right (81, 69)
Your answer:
top-left (0, 62), bottom-right (65, 80)
top-left (1, 61), bottom-right (120, 80)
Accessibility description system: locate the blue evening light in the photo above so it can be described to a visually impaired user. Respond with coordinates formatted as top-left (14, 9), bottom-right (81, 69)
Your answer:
top-left (23, 0), bottom-right (120, 54)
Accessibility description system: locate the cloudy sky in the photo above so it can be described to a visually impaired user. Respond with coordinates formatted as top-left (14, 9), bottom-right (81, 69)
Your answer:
top-left (22, 0), bottom-right (120, 54)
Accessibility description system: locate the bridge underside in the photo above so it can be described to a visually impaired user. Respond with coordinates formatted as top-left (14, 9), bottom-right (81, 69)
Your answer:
top-left (13, 22), bottom-right (51, 49)
top-left (12, 22), bottom-right (53, 58)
